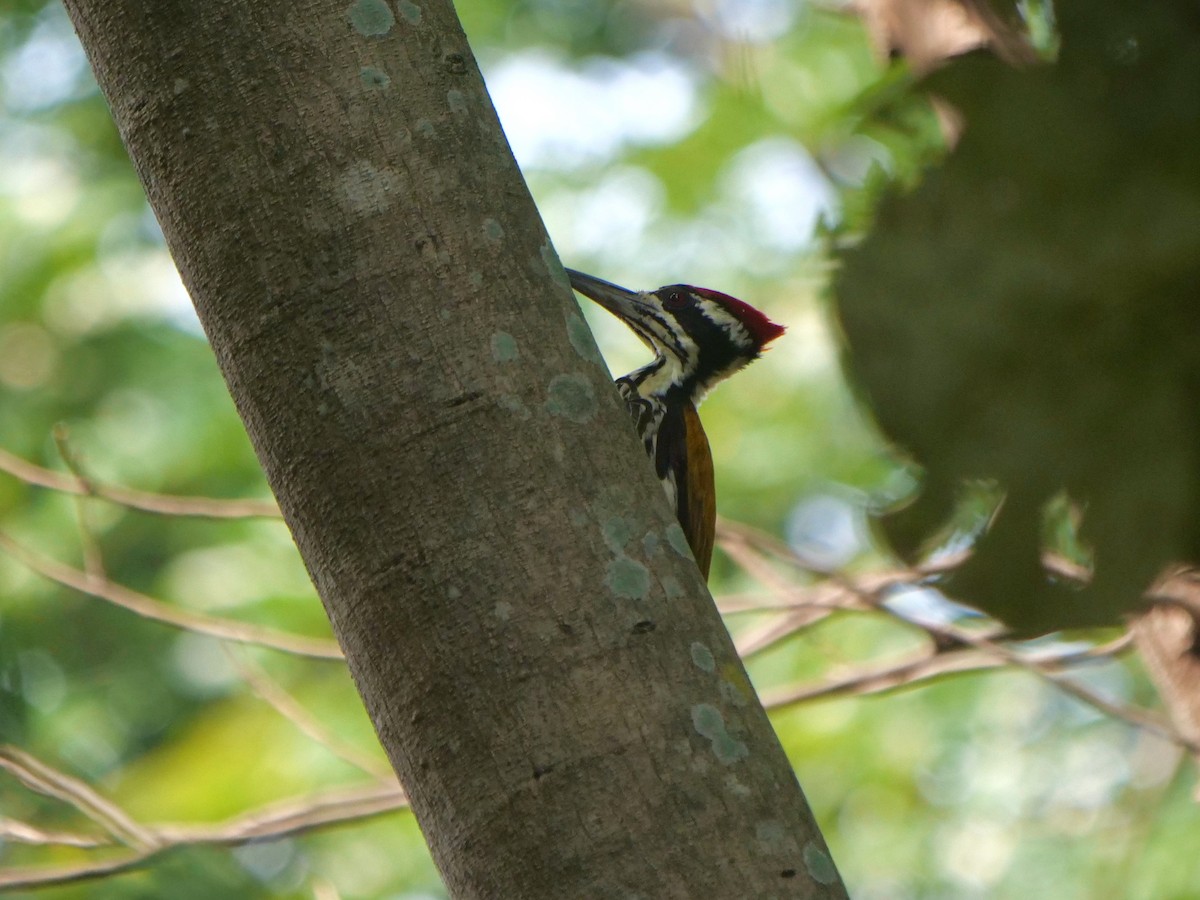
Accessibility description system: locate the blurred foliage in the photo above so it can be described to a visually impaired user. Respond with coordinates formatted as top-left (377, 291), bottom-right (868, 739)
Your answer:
top-left (834, 0), bottom-right (1200, 636)
top-left (0, 1), bottom-right (1196, 898)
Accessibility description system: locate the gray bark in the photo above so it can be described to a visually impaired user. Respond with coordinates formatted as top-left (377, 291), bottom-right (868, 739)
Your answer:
top-left (62, 0), bottom-right (845, 895)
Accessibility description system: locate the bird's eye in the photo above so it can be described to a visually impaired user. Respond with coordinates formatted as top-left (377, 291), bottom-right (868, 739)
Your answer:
top-left (663, 289), bottom-right (689, 310)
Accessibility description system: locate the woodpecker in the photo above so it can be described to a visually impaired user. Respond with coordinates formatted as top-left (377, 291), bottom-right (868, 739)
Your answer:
top-left (566, 269), bottom-right (785, 579)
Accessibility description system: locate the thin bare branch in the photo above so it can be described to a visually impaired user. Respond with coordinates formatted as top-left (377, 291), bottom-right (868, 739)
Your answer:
top-left (716, 593), bottom-right (812, 615)
top-left (53, 428), bottom-right (109, 579)
top-left (0, 746), bottom-right (157, 851)
top-left (0, 530), bottom-right (342, 660)
top-left (731, 568), bottom-right (933, 659)
top-left (922, 625), bottom-right (1188, 747)
top-left (716, 518), bottom-right (906, 658)
top-left (0, 783), bottom-right (407, 891)
top-left (715, 519), bottom-right (803, 595)
top-left (716, 516), bottom-right (796, 563)
top-left (761, 619), bottom-right (1186, 750)
top-left (718, 515), bottom-right (961, 583)
top-left (0, 446), bottom-right (281, 519)
top-left (228, 649), bottom-right (394, 781)
top-left (163, 782), bottom-right (406, 843)
top-left (734, 596), bottom-right (843, 658)
top-left (0, 850), bottom-right (152, 891)
top-left (70, 496), bottom-right (107, 579)
top-left (763, 646), bottom-right (1008, 708)
top-left (52, 434), bottom-right (106, 580)
top-left (0, 818), bottom-right (112, 849)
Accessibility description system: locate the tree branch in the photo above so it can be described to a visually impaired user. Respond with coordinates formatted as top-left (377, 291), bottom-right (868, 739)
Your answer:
top-left (0, 779), bottom-right (406, 891)
top-left (0, 531), bottom-right (342, 659)
top-left (228, 649), bottom-right (394, 781)
top-left (0, 746), bottom-right (158, 851)
top-left (0, 446), bottom-right (281, 519)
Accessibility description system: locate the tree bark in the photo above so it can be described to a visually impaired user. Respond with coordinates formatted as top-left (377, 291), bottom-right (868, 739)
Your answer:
top-left (61, 0), bottom-right (845, 895)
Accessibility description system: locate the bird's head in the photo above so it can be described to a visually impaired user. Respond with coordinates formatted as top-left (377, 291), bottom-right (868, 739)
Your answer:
top-left (566, 269), bottom-right (785, 403)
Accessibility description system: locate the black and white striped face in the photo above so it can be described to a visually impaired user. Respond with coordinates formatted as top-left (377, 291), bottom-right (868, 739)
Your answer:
top-left (566, 270), bottom-right (785, 404)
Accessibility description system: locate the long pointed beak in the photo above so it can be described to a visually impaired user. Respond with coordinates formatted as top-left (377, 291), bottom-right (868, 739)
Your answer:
top-left (565, 268), bottom-right (645, 324)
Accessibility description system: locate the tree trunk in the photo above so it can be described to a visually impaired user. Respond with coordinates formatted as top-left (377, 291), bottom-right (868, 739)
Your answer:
top-left (61, 0), bottom-right (845, 895)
